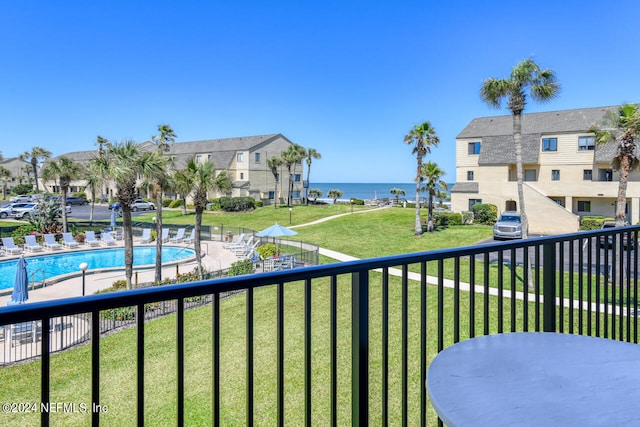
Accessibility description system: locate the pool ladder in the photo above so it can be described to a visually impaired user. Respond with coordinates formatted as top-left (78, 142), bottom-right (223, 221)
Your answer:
top-left (30, 268), bottom-right (47, 290)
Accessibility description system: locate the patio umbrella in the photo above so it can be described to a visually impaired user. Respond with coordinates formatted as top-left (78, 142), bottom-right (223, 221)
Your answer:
top-left (110, 208), bottom-right (117, 227)
top-left (11, 256), bottom-right (28, 304)
top-left (256, 223), bottom-right (298, 238)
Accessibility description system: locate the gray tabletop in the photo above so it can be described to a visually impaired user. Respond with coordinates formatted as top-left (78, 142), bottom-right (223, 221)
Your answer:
top-left (427, 332), bottom-right (640, 426)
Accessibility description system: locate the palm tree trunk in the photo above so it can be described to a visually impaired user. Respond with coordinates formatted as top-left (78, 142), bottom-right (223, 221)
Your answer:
top-left (415, 155), bottom-right (423, 236)
top-left (155, 192), bottom-right (163, 283)
top-left (513, 113), bottom-right (529, 239)
top-left (123, 208), bottom-right (134, 289)
top-left (182, 196), bottom-right (187, 216)
top-left (616, 155), bottom-right (631, 225)
top-left (195, 207), bottom-right (203, 274)
top-left (428, 191), bottom-right (434, 232)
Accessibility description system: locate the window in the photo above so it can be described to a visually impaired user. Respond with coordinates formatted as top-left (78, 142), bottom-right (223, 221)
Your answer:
top-left (468, 142), bottom-right (481, 155)
top-left (542, 137), bottom-right (558, 152)
top-left (240, 172), bottom-right (244, 180)
top-left (578, 201), bottom-right (591, 212)
top-left (551, 170), bottom-right (560, 181)
top-left (294, 174), bottom-right (301, 182)
top-left (237, 153), bottom-right (244, 162)
top-left (467, 171), bottom-right (474, 181)
top-left (598, 168), bottom-right (613, 181)
top-left (255, 152), bottom-right (261, 162)
top-left (579, 136), bottom-right (595, 151)
top-left (268, 191), bottom-right (275, 200)
top-left (196, 154), bottom-right (202, 163)
top-left (468, 199), bottom-right (482, 210)
top-left (583, 170), bottom-right (592, 181)
top-left (524, 169), bottom-right (537, 181)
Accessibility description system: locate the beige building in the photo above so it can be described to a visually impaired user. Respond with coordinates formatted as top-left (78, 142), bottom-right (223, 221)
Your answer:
top-left (43, 134), bottom-right (305, 205)
top-left (0, 157), bottom-right (33, 197)
top-left (451, 106), bottom-right (639, 235)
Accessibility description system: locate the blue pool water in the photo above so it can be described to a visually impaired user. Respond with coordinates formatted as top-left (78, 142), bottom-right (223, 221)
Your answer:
top-left (0, 246), bottom-right (195, 290)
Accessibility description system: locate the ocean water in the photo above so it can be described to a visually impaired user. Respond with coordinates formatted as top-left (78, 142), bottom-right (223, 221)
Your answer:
top-left (309, 183), bottom-right (452, 203)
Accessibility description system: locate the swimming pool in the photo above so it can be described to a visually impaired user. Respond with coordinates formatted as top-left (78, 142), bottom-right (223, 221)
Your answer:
top-left (0, 246), bottom-right (195, 290)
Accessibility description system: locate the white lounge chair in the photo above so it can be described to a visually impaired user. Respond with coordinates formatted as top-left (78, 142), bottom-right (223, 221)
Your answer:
top-left (61, 232), bottom-right (79, 249)
top-left (139, 228), bottom-right (152, 244)
top-left (24, 235), bottom-right (44, 252)
top-left (183, 229), bottom-right (196, 244)
top-left (84, 231), bottom-right (100, 247)
top-left (43, 234), bottom-right (62, 250)
top-left (223, 233), bottom-right (245, 249)
top-left (161, 228), bottom-right (170, 243)
top-left (102, 232), bottom-right (117, 246)
top-left (2, 237), bottom-right (23, 255)
top-left (169, 228), bottom-right (186, 243)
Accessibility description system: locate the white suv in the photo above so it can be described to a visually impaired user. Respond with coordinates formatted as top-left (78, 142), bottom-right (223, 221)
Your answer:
top-left (493, 211), bottom-right (523, 240)
top-left (130, 199), bottom-right (156, 211)
top-left (10, 195), bottom-right (32, 203)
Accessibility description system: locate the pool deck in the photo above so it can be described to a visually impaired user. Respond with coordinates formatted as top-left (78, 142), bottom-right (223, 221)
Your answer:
top-left (0, 238), bottom-right (239, 305)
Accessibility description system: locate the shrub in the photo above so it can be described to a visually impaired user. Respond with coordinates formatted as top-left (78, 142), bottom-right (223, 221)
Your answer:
top-left (434, 212), bottom-right (462, 226)
top-left (220, 197), bottom-right (256, 212)
top-left (472, 203), bottom-right (498, 225)
top-left (255, 200), bottom-right (263, 208)
top-left (350, 198), bottom-right (365, 206)
top-left (168, 199), bottom-right (183, 208)
top-left (11, 184), bottom-right (33, 195)
top-left (461, 211), bottom-right (474, 225)
top-left (580, 216), bottom-right (607, 230)
top-left (228, 259), bottom-right (255, 276)
top-left (73, 191), bottom-right (87, 199)
top-left (163, 198), bottom-right (174, 207)
top-left (257, 243), bottom-right (277, 259)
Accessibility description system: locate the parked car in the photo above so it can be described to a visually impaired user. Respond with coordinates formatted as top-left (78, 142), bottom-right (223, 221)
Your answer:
top-left (0, 204), bottom-right (13, 219)
top-left (108, 201), bottom-right (121, 210)
top-left (64, 196), bottom-right (88, 206)
top-left (598, 221), bottom-right (636, 249)
top-left (9, 195), bottom-right (32, 203)
top-left (11, 203), bottom-right (38, 219)
top-left (493, 211), bottom-right (523, 240)
top-left (130, 199), bottom-right (156, 211)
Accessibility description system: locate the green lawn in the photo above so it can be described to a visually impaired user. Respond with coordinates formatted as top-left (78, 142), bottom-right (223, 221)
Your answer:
top-left (0, 206), bottom-right (592, 426)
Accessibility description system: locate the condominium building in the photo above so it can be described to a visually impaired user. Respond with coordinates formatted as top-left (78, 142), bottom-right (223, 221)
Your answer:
top-left (451, 106), bottom-right (639, 234)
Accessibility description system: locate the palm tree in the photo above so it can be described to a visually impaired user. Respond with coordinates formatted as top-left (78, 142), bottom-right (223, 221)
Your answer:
top-left (308, 188), bottom-right (323, 203)
top-left (404, 121), bottom-right (440, 236)
top-left (267, 156), bottom-right (283, 209)
top-left (214, 170), bottom-right (233, 196)
top-left (480, 58), bottom-right (559, 238)
top-left (420, 161), bottom-right (448, 232)
top-left (150, 124), bottom-right (177, 282)
top-left (0, 166), bottom-right (11, 200)
top-left (104, 141), bottom-right (166, 289)
top-left (41, 156), bottom-right (85, 232)
top-left (172, 168), bottom-right (193, 216)
top-left (95, 136), bottom-right (111, 200)
top-left (185, 158), bottom-right (217, 274)
top-left (327, 189), bottom-right (343, 204)
top-left (589, 104), bottom-right (640, 225)
top-left (304, 148), bottom-right (321, 205)
top-left (84, 167), bottom-right (103, 223)
top-left (390, 187), bottom-right (406, 205)
top-left (20, 147), bottom-right (52, 193)
top-left (281, 144), bottom-right (306, 206)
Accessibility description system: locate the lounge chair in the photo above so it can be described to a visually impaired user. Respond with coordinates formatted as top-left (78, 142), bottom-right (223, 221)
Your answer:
top-left (169, 228), bottom-right (185, 243)
top-left (161, 228), bottom-right (170, 243)
top-left (183, 229), bottom-right (196, 244)
top-left (1, 237), bottom-right (23, 255)
top-left (61, 232), bottom-right (79, 249)
top-left (43, 234), bottom-right (62, 250)
top-left (84, 231), bottom-right (100, 247)
top-left (101, 232), bottom-right (117, 246)
top-left (223, 233), bottom-right (245, 249)
top-left (24, 235), bottom-right (44, 252)
top-left (139, 228), bottom-right (152, 244)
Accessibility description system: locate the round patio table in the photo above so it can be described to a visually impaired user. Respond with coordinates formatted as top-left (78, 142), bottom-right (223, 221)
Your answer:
top-left (427, 332), bottom-right (640, 427)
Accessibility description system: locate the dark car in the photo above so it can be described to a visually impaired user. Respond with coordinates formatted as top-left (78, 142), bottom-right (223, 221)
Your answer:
top-left (65, 196), bottom-right (88, 206)
top-left (598, 221), bottom-right (636, 249)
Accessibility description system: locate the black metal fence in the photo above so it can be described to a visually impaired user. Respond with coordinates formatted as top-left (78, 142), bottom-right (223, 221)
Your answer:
top-left (0, 225), bottom-right (638, 426)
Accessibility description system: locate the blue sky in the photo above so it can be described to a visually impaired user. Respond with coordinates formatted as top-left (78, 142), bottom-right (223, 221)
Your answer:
top-left (1, 1), bottom-right (639, 183)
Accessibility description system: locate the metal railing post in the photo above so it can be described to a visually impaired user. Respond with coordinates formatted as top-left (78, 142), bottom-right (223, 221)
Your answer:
top-left (352, 269), bottom-right (369, 426)
top-left (543, 242), bottom-right (557, 332)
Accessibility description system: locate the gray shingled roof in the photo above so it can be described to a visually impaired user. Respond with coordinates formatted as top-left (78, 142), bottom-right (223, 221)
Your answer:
top-left (450, 182), bottom-right (478, 193)
top-left (457, 106), bottom-right (638, 165)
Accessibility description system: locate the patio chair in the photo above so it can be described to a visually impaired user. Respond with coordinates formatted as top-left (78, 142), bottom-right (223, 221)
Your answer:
top-left (139, 228), bottom-right (152, 244)
top-left (161, 228), bottom-right (170, 243)
top-left (183, 229), bottom-right (195, 244)
top-left (84, 231), bottom-right (100, 247)
top-left (223, 233), bottom-right (245, 249)
top-left (61, 232), bottom-right (79, 249)
top-left (1, 237), bottom-right (23, 255)
top-left (24, 235), bottom-right (44, 252)
top-left (230, 236), bottom-right (254, 254)
top-left (43, 234), bottom-right (62, 250)
top-left (101, 232), bottom-right (117, 246)
top-left (169, 228), bottom-right (186, 243)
